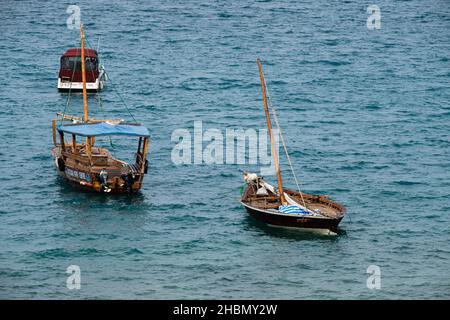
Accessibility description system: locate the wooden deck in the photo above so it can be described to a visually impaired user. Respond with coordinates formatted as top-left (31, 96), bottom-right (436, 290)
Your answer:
top-left (242, 180), bottom-right (346, 219)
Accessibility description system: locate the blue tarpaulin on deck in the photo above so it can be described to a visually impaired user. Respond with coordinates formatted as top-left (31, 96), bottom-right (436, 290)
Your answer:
top-left (57, 122), bottom-right (150, 137)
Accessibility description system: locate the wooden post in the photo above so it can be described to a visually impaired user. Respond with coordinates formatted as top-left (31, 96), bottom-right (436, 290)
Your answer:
top-left (137, 137), bottom-right (142, 153)
top-left (136, 137), bottom-right (143, 164)
top-left (52, 119), bottom-right (57, 146)
top-left (141, 137), bottom-right (149, 173)
top-left (60, 132), bottom-right (65, 151)
top-left (72, 134), bottom-right (77, 153)
top-left (257, 58), bottom-right (286, 205)
top-left (86, 136), bottom-right (92, 155)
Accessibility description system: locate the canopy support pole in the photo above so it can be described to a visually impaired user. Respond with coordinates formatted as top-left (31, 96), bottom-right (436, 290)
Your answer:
top-left (137, 137), bottom-right (142, 153)
top-left (52, 119), bottom-right (57, 146)
top-left (60, 132), bottom-right (65, 152)
top-left (72, 134), bottom-right (77, 153)
top-left (141, 137), bottom-right (149, 173)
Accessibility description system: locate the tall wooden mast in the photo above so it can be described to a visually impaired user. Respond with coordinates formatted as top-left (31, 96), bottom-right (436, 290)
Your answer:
top-left (257, 58), bottom-right (286, 205)
top-left (80, 25), bottom-right (91, 154)
top-left (80, 25), bottom-right (89, 122)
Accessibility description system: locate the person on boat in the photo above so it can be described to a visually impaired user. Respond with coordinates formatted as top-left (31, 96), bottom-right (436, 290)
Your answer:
top-left (99, 169), bottom-right (111, 193)
top-left (120, 165), bottom-right (135, 193)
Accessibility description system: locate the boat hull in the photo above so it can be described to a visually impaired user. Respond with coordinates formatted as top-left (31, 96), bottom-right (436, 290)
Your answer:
top-left (54, 165), bottom-right (142, 194)
top-left (57, 78), bottom-right (105, 92)
top-left (58, 70), bottom-right (106, 92)
top-left (52, 147), bottom-right (145, 194)
top-left (242, 202), bottom-right (343, 234)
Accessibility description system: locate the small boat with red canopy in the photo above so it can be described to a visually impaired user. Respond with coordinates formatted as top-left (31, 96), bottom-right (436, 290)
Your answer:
top-left (58, 47), bottom-right (106, 92)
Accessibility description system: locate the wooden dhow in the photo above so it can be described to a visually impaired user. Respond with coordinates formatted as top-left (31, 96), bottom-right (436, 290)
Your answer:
top-left (240, 59), bottom-right (346, 234)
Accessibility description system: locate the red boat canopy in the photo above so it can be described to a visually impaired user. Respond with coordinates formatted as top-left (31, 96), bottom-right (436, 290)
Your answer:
top-left (62, 48), bottom-right (98, 58)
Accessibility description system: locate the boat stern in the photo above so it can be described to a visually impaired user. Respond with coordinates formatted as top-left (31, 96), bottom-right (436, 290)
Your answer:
top-left (58, 77), bottom-right (104, 91)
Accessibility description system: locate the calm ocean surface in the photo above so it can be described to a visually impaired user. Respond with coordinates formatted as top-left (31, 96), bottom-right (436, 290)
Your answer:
top-left (1, 0), bottom-right (449, 299)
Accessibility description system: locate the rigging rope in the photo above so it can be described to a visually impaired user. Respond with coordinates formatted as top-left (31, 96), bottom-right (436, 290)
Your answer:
top-left (103, 69), bottom-right (138, 123)
top-left (63, 28), bottom-right (137, 123)
top-left (84, 35), bottom-right (103, 110)
top-left (84, 30), bottom-right (137, 123)
top-left (264, 81), bottom-right (307, 208)
top-left (60, 45), bottom-right (79, 125)
top-left (84, 32), bottom-right (122, 155)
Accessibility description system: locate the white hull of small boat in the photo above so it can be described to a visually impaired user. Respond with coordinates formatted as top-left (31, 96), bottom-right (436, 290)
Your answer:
top-left (58, 69), bottom-right (106, 91)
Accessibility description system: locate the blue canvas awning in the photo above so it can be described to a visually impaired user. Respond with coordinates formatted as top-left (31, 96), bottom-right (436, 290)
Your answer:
top-left (57, 122), bottom-right (150, 137)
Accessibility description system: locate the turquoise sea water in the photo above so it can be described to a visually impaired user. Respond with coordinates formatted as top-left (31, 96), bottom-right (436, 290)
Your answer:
top-left (0, 0), bottom-right (449, 299)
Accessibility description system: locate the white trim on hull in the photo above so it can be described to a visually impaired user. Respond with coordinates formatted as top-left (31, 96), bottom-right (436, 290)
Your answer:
top-left (57, 70), bottom-right (106, 91)
top-left (58, 78), bottom-right (105, 91)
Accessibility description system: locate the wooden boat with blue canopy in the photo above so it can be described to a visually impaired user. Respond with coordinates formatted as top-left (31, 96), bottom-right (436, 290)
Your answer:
top-left (51, 25), bottom-right (150, 193)
top-left (240, 59), bottom-right (346, 234)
